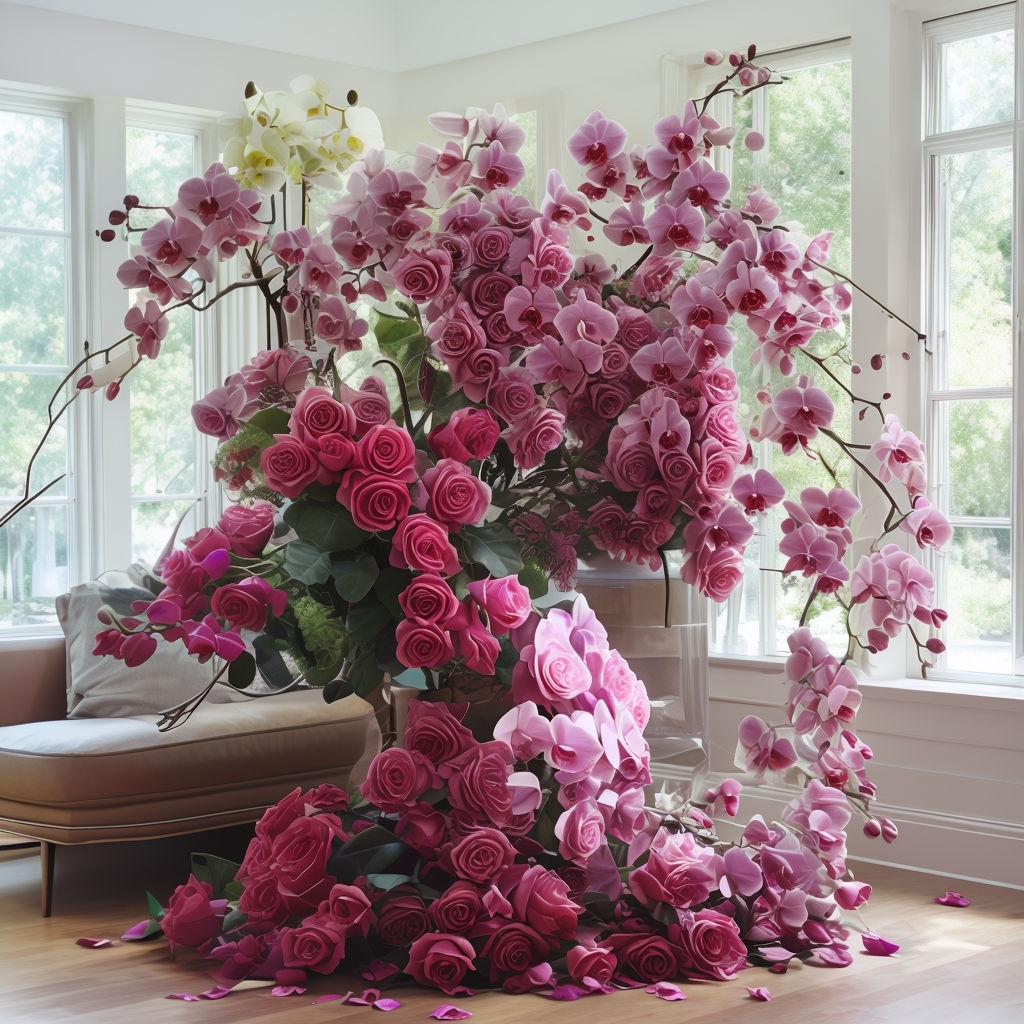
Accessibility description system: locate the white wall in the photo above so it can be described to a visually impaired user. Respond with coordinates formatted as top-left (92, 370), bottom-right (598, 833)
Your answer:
top-left (2, 0), bottom-right (1021, 886)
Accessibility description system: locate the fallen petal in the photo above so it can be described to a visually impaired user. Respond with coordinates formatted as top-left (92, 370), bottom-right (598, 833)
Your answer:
top-left (935, 891), bottom-right (970, 907)
top-left (200, 985), bottom-right (234, 999)
top-left (361, 961), bottom-right (401, 982)
top-left (313, 994), bottom-right (346, 1004)
top-left (373, 999), bottom-right (402, 1011)
top-left (120, 919), bottom-right (163, 942)
top-left (747, 986), bottom-right (772, 1001)
top-left (166, 993), bottom-right (200, 1001)
top-left (645, 981), bottom-right (687, 1001)
top-left (549, 983), bottom-right (588, 1001)
top-left (862, 932), bottom-right (900, 956)
top-left (430, 1006), bottom-right (472, 1020)
top-left (76, 937), bottom-right (116, 948)
top-left (271, 985), bottom-right (306, 997)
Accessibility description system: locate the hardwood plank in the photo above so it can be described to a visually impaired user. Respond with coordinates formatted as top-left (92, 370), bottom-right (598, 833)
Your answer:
top-left (1, 835), bottom-right (1021, 1023)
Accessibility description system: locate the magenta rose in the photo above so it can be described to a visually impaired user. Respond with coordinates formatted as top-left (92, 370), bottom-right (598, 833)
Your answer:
top-left (254, 787), bottom-right (308, 841)
top-left (421, 458), bottom-right (491, 529)
top-left (427, 407), bottom-right (501, 462)
top-left (236, 872), bottom-right (289, 932)
top-left (207, 932), bottom-right (271, 984)
top-left (183, 525), bottom-right (230, 559)
top-left (465, 575), bottom-right (532, 632)
top-left (509, 864), bottom-right (581, 940)
top-left (313, 432), bottom-right (357, 476)
top-left (260, 435), bottom-right (319, 499)
top-left (358, 422), bottom-right (417, 480)
top-left (268, 813), bottom-right (344, 917)
top-left (406, 931), bottom-right (477, 994)
top-left (675, 908), bottom-right (748, 981)
top-left (161, 874), bottom-right (227, 952)
top-left (321, 883), bottom-right (375, 936)
top-left (393, 247), bottom-right (453, 303)
top-left (566, 943), bottom-right (617, 986)
top-left (448, 827), bottom-right (517, 884)
top-left (428, 880), bottom-right (484, 933)
top-left (375, 888), bottom-right (430, 947)
top-left (280, 917), bottom-right (347, 974)
top-left (398, 574), bottom-right (460, 625)
top-left (389, 513), bottom-right (461, 576)
top-left (605, 929), bottom-right (682, 984)
top-left (402, 700), bottom-right (475, 766)
top-left (553, 799), bottom-right (607, 866)
top-left (445, 741), bottom-right (515, 825)
top-left (209, 576), bottom-right (287, 631)
top-left (218, 501), bottom-right (275, 557)
top-left (396, 802), bottom-right (448, 857)
top-left (688, 543), bottom-right (744, 602)
top-left (694, 437), bottom-right (736, 496)
top-left (481, 921), bottom-right (554, 983)
top-left (337, 469), bottom-right (411, 532)
top-left (360, 746), bottom-right (435, 813)
top-left (304, 783), bottom-right (349, 813)
top-left (486, 370), bottom-right (537, 424)
top-left (395, 617), bottom-right (455, 669)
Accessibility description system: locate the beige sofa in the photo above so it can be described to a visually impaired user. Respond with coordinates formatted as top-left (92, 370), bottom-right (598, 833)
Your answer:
top-left (0, 634), bottom-right (381, 916)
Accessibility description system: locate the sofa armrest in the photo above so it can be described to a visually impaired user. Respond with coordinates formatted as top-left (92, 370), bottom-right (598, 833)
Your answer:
top-left (0, 636), bottom-right (68, 725)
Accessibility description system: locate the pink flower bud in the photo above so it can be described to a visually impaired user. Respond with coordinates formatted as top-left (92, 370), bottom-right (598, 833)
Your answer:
top-left (704, 50), bottom-right (724, 66)
top-left (863, 818), bottom-right (882, 839)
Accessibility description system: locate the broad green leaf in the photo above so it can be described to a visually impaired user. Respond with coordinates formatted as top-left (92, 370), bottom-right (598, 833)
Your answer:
top-left (373, 566), bottom-right (411, 620)
top-left (283, 500), bottom-right (367, 552)
top-left (462, 521), bottom-right (524, 577)
top-left (366, 873), bottom-right (413, 891)
top-left (190, 852), bottom-right (242, 899)
top-left (247, 406), bottom-right (291, 436)
top-left (146, 890), bottom-right (165, 919)
top-left (518, 560), bottom-right (550, 600)
top-left (283, 538), bottom-right (332, 584)
top-left (331, 551), bottom-right (380, 602)
top-left (347, 599), bottom-right (392, 645)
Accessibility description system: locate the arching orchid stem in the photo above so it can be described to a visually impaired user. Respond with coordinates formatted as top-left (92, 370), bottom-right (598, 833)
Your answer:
top-left (374, 358), bottom-right (414, 429)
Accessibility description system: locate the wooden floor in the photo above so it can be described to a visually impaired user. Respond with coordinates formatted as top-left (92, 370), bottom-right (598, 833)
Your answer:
top-left (1, 831), bottom-right (1022, 1023)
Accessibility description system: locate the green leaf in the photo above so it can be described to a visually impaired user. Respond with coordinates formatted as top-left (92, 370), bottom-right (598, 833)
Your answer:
top-left (331, 551), bottom-right (380, 602)
top-left (346, 599), bottom-right (393, 645)
top-left (518, 560), bottom-right (550, 600)
top-left (373, 566), bottom-right (411, 619)
top-left (461, 521), bottom-right (524, 578)
top-left (227, 651), bottom-right (257, 689)
top-left (146, 890), bottom-right (165, 919)
top-left (247, 406), bottom-right (291, 436)
top-left (190, 852), bottom-right (242, 900)
top-left (283, 538), bottom-right (332, 584)
top-left (284, 501), bottom-right (368, 553)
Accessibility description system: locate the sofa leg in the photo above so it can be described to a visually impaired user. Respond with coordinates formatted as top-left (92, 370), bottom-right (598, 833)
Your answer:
top-left (40, 841), bottom-right (55, 918)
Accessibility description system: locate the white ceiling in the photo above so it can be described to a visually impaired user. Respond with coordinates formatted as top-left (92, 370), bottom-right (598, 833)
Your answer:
top-left (8, 0), bottom-right (708, 72)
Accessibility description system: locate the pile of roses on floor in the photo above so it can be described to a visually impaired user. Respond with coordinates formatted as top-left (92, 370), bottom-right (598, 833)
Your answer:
top-left (143, 592), bottom-right (867, 997)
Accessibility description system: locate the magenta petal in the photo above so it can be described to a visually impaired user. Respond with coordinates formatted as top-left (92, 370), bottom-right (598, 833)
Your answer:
top-left (431, 1006), bottom-right (473, 1021)
top-left (271, 986), bottom-right (306, 997)
top-left (862, 932), bottom-right (900, 956)
top-left (373, 999), bottom-right (402, 1012)
top-left (200, 985), bottom-right (234, 999)
top-left (120, 918), bottom-right (162, 941)
top-left (549, 983), bottom-right (588, 1001)
top-left (313, 994), bottom-right (346, 1004)
top-left (645, 982), bottom-right (687, 1001)
top-left (747, 986), bottom-right (772, 1001)
top-left (935, 891), bottom-right (970, 907)
top-left (166, 993), bottom-right (200, 1001)
top-left (76, 937), bottom-right (115, 948)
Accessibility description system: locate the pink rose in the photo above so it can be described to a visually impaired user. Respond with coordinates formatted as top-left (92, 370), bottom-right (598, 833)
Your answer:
top-left (393, 247), bottom-right (453, 303)
top-left (509, 864), bottom-right (581, 940)
top-left (427, 407), bottom-right (501, 462)
top-left (694, 437), bottom-right (736, 497)
top-left (683, 542), bottom-right (744, 602)
top-left (554, 798), bottom-right (607, 866)
top-left (448, 827), bottom-right (517, 883)
top-left (675, 908), bottom-right (748, 981)
top-left (161, 874), bottom-right (227, 952)
top-left (337, 469), bottom-right (411, 532)
top-left (505, 406), bottom-right (565, 470)
top-left (321, 882), bottom-right (374, 935)
top-left (304, 783), bottom-right (349, 813)
top-left (268, 813), bottom-right (345, 917)
top-left (254, 787), bottom-right (307, 841)
top-left (236, 873), bottom-right (289, 932)
top-left (396, 801), bottom-right (448, 856)
top-left (207, 932), bottom-right (271, 984)
top-left (566, 943), bottom-right (617, 986)
top-left (406, 931), bottom-right (476, 994)
top-left (280, 917), bottom-right (347, 974)
top-left (466, 575), bottom-right (532, 632)
top-left (395, 617), bottom-right (455, 669)
top-left (289, 386), bottom-right (355, 443)
top-left (390, 514), bottom-right (461, 575)
top-left (209, 576), bottom-right (287, 631)
top-left (360, 746), bottom-right (435, 813)
top-left (183, 525), bottom-right (230, 559)
top-left (358, 422), bottom-right (417, 480)
top-left (217, 502), bottom-right (275, 557)
top-left (428, 880), bottom-right (484, 933)
top-left (445, 741), bottom-right (515, 825)
top-left (421, 458), bottom-right (491, 529)
top-left (260, 435), bottom-right (319, 499)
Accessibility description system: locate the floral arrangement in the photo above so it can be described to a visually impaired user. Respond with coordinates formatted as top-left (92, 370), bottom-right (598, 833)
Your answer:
top-left (10, 45), bottom-right (950, 996)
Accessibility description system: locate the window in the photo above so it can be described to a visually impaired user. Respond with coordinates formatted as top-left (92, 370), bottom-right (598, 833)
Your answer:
top-left (924, 5), bottom-right (1021, 682)
top-left (702, 44), bottom-right (853, 659)
top-left (0, 91), bottom-right (222, 631)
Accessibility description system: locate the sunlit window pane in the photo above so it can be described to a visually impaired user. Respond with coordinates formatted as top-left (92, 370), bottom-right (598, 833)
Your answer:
top-left (943, 398), bottom-right (1011, 519)
top-left (0, 503), bottom-right (69, 626)
top-left (938, 29), bottom-right (1014, 132)
top-left (0, 111), bottom-right (66, 231)
top-left (0, 234), bottom-right (68, 365)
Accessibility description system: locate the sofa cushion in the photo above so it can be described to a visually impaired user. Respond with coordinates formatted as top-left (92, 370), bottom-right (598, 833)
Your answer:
top-left (57, 580), bottom-right (244, 718)
top-left (0, 689), bottom-right (380, 842)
